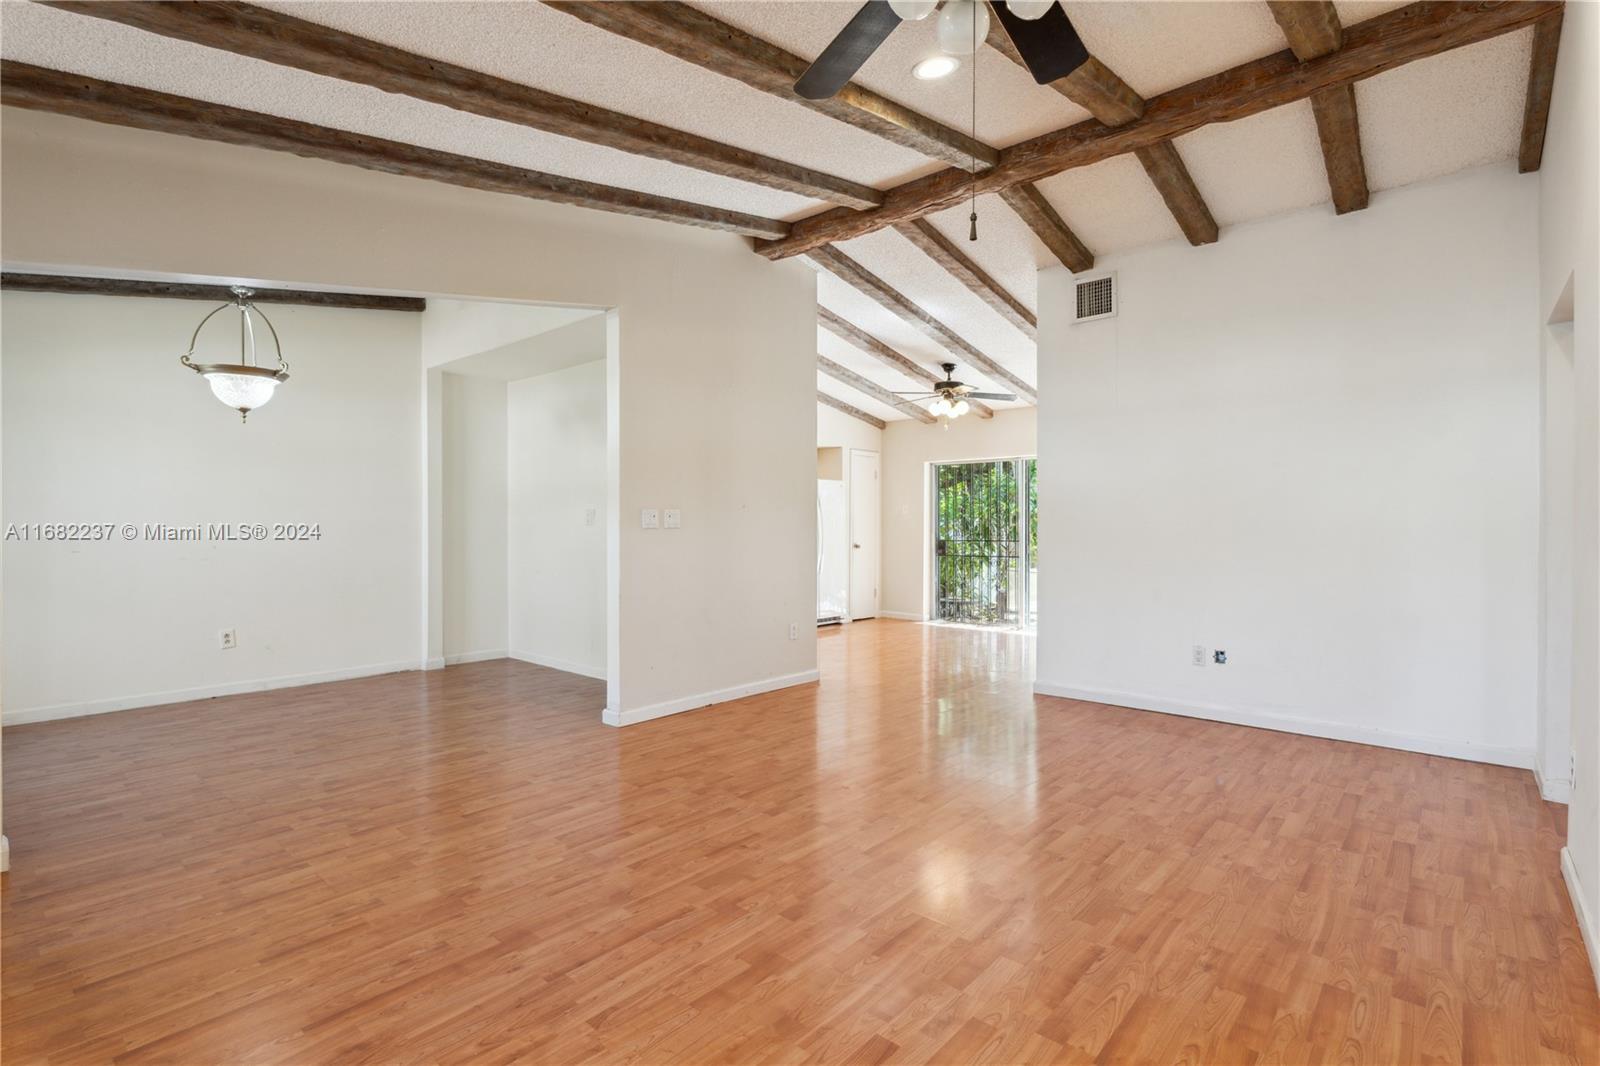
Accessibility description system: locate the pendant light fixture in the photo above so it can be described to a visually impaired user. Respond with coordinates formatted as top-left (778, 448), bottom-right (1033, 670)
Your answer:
top-left (180, 286), bottom-right (289, 422)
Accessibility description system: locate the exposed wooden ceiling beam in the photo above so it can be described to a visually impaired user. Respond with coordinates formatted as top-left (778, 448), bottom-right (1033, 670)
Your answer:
top-left (1269, 1), bottom-right (1369, 214)
top-left (1310, 84), bottom-right (1369, 213)
top-left (756, 1), bottom-right (1556, 259)
top-left (1133, 142), bottom-right (1219, 244)
top-left (997, 185), bottom-right (1094, 273)
top-left (807, 246), bottom-right (1036, 403)
top-left (891, 219), bottom-right (1036, 339)
top-left (44, 0), bottom-right (884, 212)
top-left (986, 13), bottom-right (1217, 247)
top-left (1519, 9), bottom-right (1564, 173)
top-left (817, 390), bottom-right (886, 430)
top-left (543, 0), bottom-right (995, 170)
top-left (0, 272), bottom-right (425, 311)
top-left (1265, 1), bottom-right (1344, 60)
top-left (818, 308), bottom-right (994, 419)
top-left (0, 63), bottom-right (789, 241)
top-left (817, 354), bottom-right (935, 424)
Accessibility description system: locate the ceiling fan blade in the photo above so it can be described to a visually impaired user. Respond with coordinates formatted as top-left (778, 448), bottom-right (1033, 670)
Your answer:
top-left (990, 1), bottom-right (1090, 85)
top-left (966, 392), bottom-right (1018, 401)
top-left (795, 1), bottom-right (902, 100)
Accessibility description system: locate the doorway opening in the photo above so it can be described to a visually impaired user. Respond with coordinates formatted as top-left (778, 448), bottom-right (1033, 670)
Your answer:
top-left (931, 457), bottom-right (1037, 628)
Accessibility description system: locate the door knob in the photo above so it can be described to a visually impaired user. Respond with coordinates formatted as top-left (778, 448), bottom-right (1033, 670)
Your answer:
top-left (853, 543), bottom-right (861, 548)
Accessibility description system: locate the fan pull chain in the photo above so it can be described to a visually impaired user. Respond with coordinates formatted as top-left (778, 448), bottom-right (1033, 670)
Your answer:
top-left (968, 1), bottom-right (978, 242)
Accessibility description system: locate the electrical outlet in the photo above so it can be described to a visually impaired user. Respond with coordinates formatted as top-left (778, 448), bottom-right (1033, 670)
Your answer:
top-left (220, 628), bottom-right (237, 650)
top-left (789, 622), bottom-right (798, 640)
top-left (640, 508), bottom-right (659, 529)
top-left (1191, 644), bottom-right (1207, 666)
top-left (1213, 649), bottom-right (1228, 665)
top-left (584, 507), bottom-right (597, 527)
top-left (663, 508), bottom-right (681, 529)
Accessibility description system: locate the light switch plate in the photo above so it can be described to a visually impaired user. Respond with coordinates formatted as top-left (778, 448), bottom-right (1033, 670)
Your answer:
top-left (663, 508), bottom-right (681, 529)
top-left (640, 508), bottom-right (659, 529)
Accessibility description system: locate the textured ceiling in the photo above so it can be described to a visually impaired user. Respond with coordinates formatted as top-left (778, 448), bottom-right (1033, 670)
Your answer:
top-left (0, 0), bottom-right (1539, 422)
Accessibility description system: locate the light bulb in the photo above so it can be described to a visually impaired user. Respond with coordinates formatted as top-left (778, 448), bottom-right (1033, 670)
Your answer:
top-left (1006, 0), bottom-right (1055, 20)
top-left (936, 0), bottom-right (989, 55)
top-left (930, 396), bottom-right (952, 416)
top-left (951, 399), bottom-right (971, 417)
top-left (913, 55), bottom-right (960, 80)
top-left (890, 0), bottom-right (937, 20)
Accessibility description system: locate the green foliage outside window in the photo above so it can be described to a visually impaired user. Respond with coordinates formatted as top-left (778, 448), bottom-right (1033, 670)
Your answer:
top-left (935, 459), bottom-right (1036, 625)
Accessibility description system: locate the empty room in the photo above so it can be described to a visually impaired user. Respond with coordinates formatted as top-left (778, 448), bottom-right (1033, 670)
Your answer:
top-left (1, 1), bottom-right (1597, 1064)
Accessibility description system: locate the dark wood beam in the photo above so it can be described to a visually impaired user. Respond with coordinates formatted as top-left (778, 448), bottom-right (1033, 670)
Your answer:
top-left (1520, 9), bottom-right (1564, 173)
top-left (817, 390), bottom-right (886, 430)
top-left (986, 12), bottom-right (1217, 247)
top-left (1270, 1), bottom-right (1369, 214)
top-left (807, 246), bottom-right (1036, 402)
top-left (1266, 0), bottom-right (1344, 60)
top-left (756, 1), bottom-right (1557, 259)
top-left (44, 0), bottom-right (883, 211)
top-left (997, 185), bottom-right (1094, 273)
top-left (818, 308), bottom-right (994, 418)
top-left (892, 219), bottom-right (1036, 339)
top-left (543, 1), bottom-right (996, 170)
top-left (1310, 84), bottom-right (1369, 213)
top-left (0, 273), bottom-right (425, 311)
top-left (0, 63), bottom-right (789, 241)
top-left (817, 354), bottom-right (935, 424)
top-left (1133, 142), bottom-right (1219, 244)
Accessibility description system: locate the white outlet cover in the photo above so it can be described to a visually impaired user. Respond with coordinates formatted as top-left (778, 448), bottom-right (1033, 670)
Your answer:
top-left (584, 507), bottom-right (597, 527)
top-left (640, 508), bottom-right (659, 529)
top-left (663, 508), bottom-right (681, 529)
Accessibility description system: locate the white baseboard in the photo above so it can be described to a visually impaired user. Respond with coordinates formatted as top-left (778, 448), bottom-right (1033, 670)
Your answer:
top-left (1535, 763), bottom-right (1573, 804)
top-left (1562, 847), bottom-right (1600, 996)
top-left (509, 650), bottom-right (606, 681)
top-left (2, 659), bottom-right (424, 727)
top-left (1033, 680), bottom-right (1535, 770)
top-left (878, 611), bottom-right (924, 622)
top-left (603, 669), bottom-right (820, 727)
top-left (424, 656), bottom-right (447, 671)
top-left (443, 649), bottom-right (508, 666)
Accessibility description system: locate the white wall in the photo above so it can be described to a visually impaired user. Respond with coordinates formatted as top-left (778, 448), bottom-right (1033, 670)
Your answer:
top-left (509, 360), bottom-right (606, 678)
top-left (1036, 163), bottom-right (1541, 769)
top-left (441, 372), bottom-right (507, 662)
top-left (1, 291), bottom-right (423, 722)
top-left (0, 108), bottom-right (818, 725)
top-left (880, 408), bottom-right (1036, 619)
top-left (1537, 0), bottom-right (1600, 981)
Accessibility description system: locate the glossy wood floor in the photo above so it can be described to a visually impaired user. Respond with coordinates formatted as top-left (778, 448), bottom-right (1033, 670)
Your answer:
top-left (3, 620), bottom-right (1596, 1065)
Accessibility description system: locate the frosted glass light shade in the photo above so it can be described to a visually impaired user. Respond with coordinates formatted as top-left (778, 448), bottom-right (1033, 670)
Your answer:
top-left (937, 0), bottom-right (989, 55)
top-left (951, 399), bottom-right (971, 417)
top-left (889, 0), bottom-right (937, 20)
top-left (930, 396), bottom-right (952, 416)
top-left (203, 370), bottom-right (280, 415)
top-left (1006, 0), bottom-right (1055, 20)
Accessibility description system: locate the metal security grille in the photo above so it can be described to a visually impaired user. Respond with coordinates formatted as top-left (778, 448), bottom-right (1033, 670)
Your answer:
top-left (934, 460), bottom-right (1033, 626)
top-left (1074, 273), bottom-right (1115, 321)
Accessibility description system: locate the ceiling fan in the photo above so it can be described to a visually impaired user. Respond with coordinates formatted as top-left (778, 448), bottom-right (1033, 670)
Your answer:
top-left (795, 0), bottom-right (1090, 100)
top-left (896, 363), bottom-right (1017, 419)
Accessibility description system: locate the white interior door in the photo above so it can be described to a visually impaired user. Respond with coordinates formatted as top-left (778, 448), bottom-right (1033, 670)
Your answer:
top-left (849, 450), bottom-right (879, 619)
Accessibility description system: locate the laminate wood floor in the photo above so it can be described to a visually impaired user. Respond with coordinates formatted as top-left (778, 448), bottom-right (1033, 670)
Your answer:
top-left (3, 620), bottom-right (1595, 1064)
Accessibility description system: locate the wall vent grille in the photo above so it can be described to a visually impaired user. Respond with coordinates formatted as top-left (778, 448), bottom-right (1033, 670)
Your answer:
top-left (1073, 273), bottom-right (1116, 323)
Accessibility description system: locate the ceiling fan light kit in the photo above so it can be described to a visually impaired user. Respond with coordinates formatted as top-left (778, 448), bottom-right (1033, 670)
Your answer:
top-left (796, 1), bottom-right (1087, 101)
top-left (912, 54), bottom-right (960, 80)
top-left (180, 286), bottom-right (289, 422)
top-left (895, 362), bottom-right (1017, 422)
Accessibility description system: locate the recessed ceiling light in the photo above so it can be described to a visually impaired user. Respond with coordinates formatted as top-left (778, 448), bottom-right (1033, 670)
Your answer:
top-left (912, 55), bottom-right (960, 81)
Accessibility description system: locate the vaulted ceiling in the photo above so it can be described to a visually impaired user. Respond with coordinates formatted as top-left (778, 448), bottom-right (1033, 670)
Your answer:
top-left (0, 1), bottom-right (1561, 425)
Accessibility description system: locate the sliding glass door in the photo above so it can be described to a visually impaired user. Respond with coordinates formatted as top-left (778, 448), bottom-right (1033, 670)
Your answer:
top-left (932, 457), bottom-right (1037, 628)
